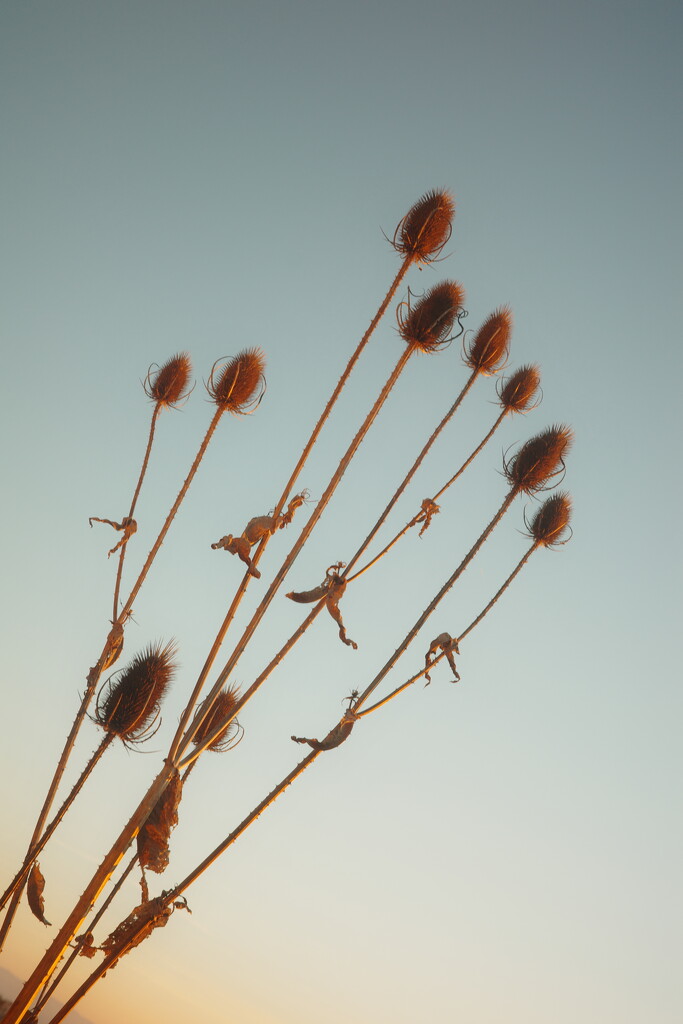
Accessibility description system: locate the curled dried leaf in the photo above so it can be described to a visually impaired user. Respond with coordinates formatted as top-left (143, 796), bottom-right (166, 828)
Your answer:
top-left (424, 633), bottom-right (460, 685)
top-left (27, 862), bottom-right (50, 926)
top-left (137, 770), bottom-right (183, 875)
top-left (291, 711), bottom-right (358, 751)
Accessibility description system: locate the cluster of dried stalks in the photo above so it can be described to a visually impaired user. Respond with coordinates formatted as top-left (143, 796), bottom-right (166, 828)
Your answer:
top-left (1, 189), bottom-right (573, 1024)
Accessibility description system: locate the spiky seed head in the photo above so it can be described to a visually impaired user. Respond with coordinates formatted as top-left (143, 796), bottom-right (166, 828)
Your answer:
top-left (498, 364), bottom-right (541, 413)
top-left (464, 307), bottom-right (512, 375)
top-left (192, 685), bottom-right (242, 753)
top-left (528, 491), bottom-right (572, 547)
top-left (505, 425), bottom-right (573, 495)
top-left (207, 348), bottom-right (266, 413)
top-left (393, 189), bottom-right (455, 264)
top-left (145, 353), bottom-right (193, 407)
top-left (95, 640), bottom-right (177, 744)
top-left (398, 281), bottom-right (465, 353)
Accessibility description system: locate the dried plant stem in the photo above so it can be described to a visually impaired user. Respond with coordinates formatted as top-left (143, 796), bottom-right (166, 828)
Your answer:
top-left (0, 409), bottom-right (223, 958)
top-left (112, 403), bottom-right (161, 621)
top-left (344, 368), bottom-right (478, 580)
top-left (33, 853), bottom-right (138, 1014)
top-left (42, 750), bottom-right (321, 1024)
top-left (350, 403), bottom-right (505, 585)
top-left (0, 735), bottom-right (114, 914)
top-left (170, 257), bottom-right (415, 756)
top-left (178, 600), bottom-right (325, 770)
top-left (172, 346), bottom-right (414, 763)
top-left (0, 640), bottom-right (116, 955)
top-left (358, 540), bottom-right (540, 717)
top-left (118, 405), bottom-right (225, 623)
top-left (352, 488), bottom-right (519, 714)
top-left (2, 764), bottom-right (177, 1024)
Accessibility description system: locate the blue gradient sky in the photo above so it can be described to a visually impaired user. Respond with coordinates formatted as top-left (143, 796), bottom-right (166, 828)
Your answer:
top-left (1, 2), bottom-right (681, 1023)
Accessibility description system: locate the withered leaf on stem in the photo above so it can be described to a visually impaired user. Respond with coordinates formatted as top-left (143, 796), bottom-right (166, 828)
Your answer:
top-left (27, 862), bottom-right (51, 926)
top-left (137, 769), bottom-right (183, 875)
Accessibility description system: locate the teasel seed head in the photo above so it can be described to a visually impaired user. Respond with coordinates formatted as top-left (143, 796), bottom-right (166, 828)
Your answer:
top-left (392, 189), bottom-right (455, 264)
top-left (95, 640), bottom-right (177, 745)
top-left (398, 281), bottom-right (466, 353)
top-left (464, 307), bottom-right (512, 375)
top-left (206, 347), bottom-right (266, 413)
top-left (498, 364), bottom-right (541, 413)
top-left (144, 353), bottom-right (193, 407)
top-left (526, 491), bottom-right (573, 547)
top-left (504, 424), bottom-right (573, 495)
top-left (192, 685), bottom-right (243, 753)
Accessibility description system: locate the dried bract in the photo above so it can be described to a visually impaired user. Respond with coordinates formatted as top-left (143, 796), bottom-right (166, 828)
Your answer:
top-left (505, 425), bottom-right (573, 495)
top-left (527, 491), bottom-right (572, 547)
top-left (137, 770), bottom-right (183, 875)
top-left (398, 281), bottom-right (465, 353)
top-left (498, 364), bottom-right (541, 413)
top-left (393, 189), bottom-right (455, 263)
top-left (27, 862), bottom-right (50, 926)
top-left (464, 307), bottom-right (512, 375)
top-left (192, 686), bottom-right (242, 753)
top-left (95, 641), bottom-right (177, 745)
top-left (144, 352), bottom-right (193, 407)
top-left (207, 348), bottom-right (266, 413)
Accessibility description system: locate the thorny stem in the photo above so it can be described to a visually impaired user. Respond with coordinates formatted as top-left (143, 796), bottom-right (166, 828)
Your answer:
top-left (351, 487), bottom-right (519, 714)
top-left (347, 404), bottom-right (507, 583)
top-left (117, 405), bottom-right (225, 624)
top-left (169, 255), bottom-right (416, 759)
top-left (182, 366), bottom-right (488, 760)
top-left (0, 735), bottom-right (114, 913)
top-left (43, 750), bottom-right (321, 1024)
top-left (172, 346), bottom-right (414, 763)
top-left (112, 403), bottom-right (162, 622)
top-left (33, 853), bottom-right (139, 1014)
top-left (2, 764), bottom-right (177, 1024)
top-left (0, 407), bottom-right (224, 957)
top-left (358, 540), bottom-right (540, 716)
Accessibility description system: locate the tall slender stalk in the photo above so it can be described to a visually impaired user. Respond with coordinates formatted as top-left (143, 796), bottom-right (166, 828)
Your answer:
top-left (0, 735), bottom-right (114, 912)
top-left (170, 190), bottom-right (456, 756)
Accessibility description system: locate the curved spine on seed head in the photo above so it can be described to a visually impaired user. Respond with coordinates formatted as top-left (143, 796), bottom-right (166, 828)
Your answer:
top-left (464, 306), bottom-right (512, 375)
top-left (144, 353), bottom-right (194, 408)
top-left (392, 189), bottom-right (455, 264)
top-left (206, 348), bottom-right (266, 413)
top-left (526, 491), bottom-right (573, 547)
top-left (397, 281), bottom-right (466, 353)
top-left (504, 425), bottom-right (573, 495)
top-left (497, 364), bottom-right (541, 413)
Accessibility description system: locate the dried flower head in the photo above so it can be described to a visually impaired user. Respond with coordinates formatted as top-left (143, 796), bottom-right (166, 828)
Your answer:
top-left (137, 769), bottom-right (183, 874)
top-left (464, 307), bottom-right (512, 375)
top-left (398, 281), bottom-right (465, 353)
top-left (207, 348), bottom-right (266, 413)
top-left (498, 364), bottom-right (541, 413)
top-left (192, 685), bottom-right (243, 753)
top-left (95, 641), bottom-right (177, 745)
top-left (144, 353), bottom-right (193, 407)
top-left (526, 491), bottom-right (572, 547)
top-left (392, 189), bottom-right (455, 264)
top-left (504, 425), bottom-right (573, 494)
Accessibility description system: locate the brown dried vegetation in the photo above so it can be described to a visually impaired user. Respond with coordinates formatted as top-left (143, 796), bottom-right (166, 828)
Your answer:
top-left (398, 281), bottom-right (465, 352)
top-left (464, 306), bottom-right (512, 374)
top-left (505, 424), bottom-right (573, 494)
top-left (207, 347), bottom-right (266, 413)
top-left (144, 352), bottom-right (193, 407)
top-left (498, 364), bottom-right (541, 412)
top-left (527, 491), bottom-right (572, 547)
top-left (95, 641), bottom-right (177, 744)
top-left (392, 189), bottom-right (455, 263)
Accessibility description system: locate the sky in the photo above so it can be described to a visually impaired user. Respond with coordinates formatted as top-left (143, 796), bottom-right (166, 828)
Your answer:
top-left (1, 1), bottom-right (681, 1022)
